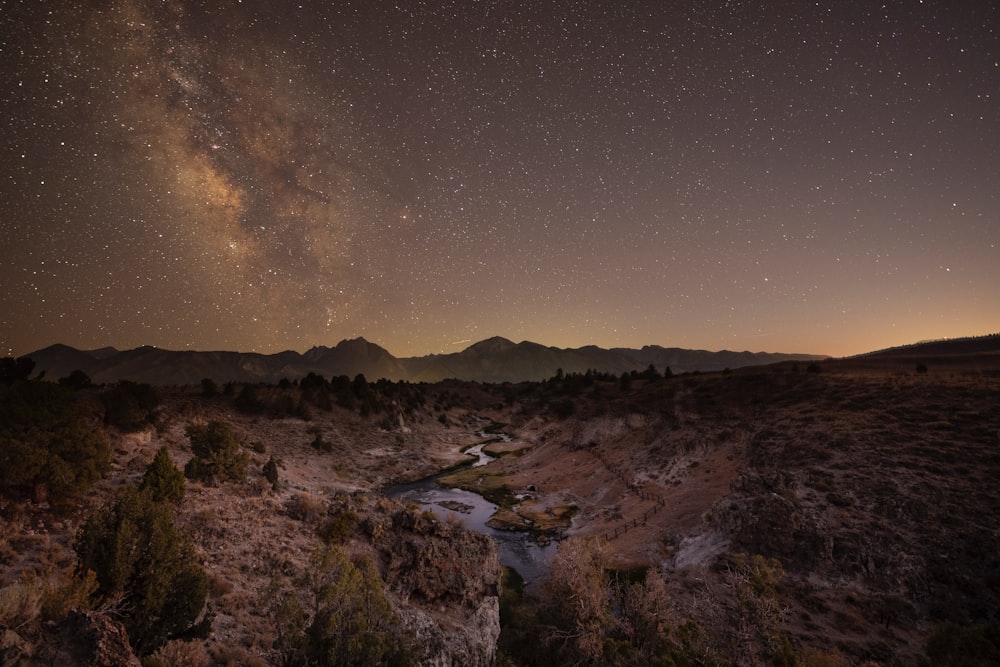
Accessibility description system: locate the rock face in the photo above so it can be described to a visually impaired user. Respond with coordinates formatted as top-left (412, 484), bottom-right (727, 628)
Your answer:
top-left (36, 611), bottom-right (142, 667)
top-left (348, 497), bottom-right (502, 667)
top-left (1, 629), bottom-right (33, 667)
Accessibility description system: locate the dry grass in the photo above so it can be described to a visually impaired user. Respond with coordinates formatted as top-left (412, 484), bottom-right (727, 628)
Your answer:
top-left (148, 640), bottom-right (211, 667)
top-left (0, 581), bottom-right (42, 628)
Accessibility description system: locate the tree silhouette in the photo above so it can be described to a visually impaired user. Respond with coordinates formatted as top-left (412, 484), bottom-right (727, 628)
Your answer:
top-left (0, 356), bottom-right (35, 384)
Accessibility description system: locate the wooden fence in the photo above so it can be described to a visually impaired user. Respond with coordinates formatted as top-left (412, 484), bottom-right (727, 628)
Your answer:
top-left (587, 449), bottom-right (666, 542)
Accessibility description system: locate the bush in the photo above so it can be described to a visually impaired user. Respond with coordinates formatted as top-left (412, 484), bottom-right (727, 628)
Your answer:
top-left (235, 384), bottom-right (263, 413)
top-left (926, 622), bottom-right (1000, 666)
top-left (184, 421), bottom-right (248, 484)
top-left (58, 369), bottom-right (93, 390)
top-left (318, 510), bottom-right (358, 545)
top-left (0, 380), bottom-right (110, 513)
top-left (262, 456), bottom-right (280, 490)
top-left (75, 486), bottom-right (208, 655)
top-left (311, 433), bottom-right (334, 452)
top-left (286, 493), bottom-right (325, 523)
top-left (268, 547), bottom-right (413, 667)
top-left (146, 639), bottom-right (211, 667)
top-left (0, 581), bottom-right (42, 627)
top-left (101, 380), bottom-right (161, 431)
top-left (140, 447), bottom-right (185, 504)
top-left (0, 356), bottom-right (35, 383)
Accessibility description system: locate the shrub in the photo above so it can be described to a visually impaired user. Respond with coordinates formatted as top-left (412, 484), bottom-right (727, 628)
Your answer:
top-left (269, 547), bottom-right (413, 667)
top-left (0, 581), bottom-right (42, 627)
top-left (235, 384), bottom-right (263, 413)
top-left (552, 399), bottom-right (576, 419)
top-left (311, 433), bottom-right (334, 452)
top-left (184, 421), bottom-right (248, 484)
top-left (146, 639), bottom-right (211, 667)
top-left (33, 566), bottom-right (99, 620)
top-left (0, 356), bottom-right (35, 383)
top-left (0, 380), bottom-right (110, 513)
top-left (207, 644), bottom-right (268, 667)
top-left (101, 380), bottom-right (161, 431)
top-left (318, 510), bottom-right (358, 545)
top-left (200, 378), bottom-right (218, 397)
top-left (262, 456), bottom-right (280, 490)
top-left (140, 446), bottom-right (186, 504)
top-left (75, 486), bottom-right (209, 655)
top-left (286, 493), bottom-right (325, 523)
top-left (926, 622), bottom-right (1000, 666)
top-left (58, 369), bottom-right (93, 390)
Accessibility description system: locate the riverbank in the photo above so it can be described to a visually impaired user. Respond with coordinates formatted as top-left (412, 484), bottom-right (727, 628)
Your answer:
top-left (383, 421), bottom-right (563, 582)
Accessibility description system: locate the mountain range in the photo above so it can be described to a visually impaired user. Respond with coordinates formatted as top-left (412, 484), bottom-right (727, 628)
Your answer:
top-left (23, 337), bottom-right (826, 385)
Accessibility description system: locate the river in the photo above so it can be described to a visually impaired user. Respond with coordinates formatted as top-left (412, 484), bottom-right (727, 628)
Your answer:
top-left (384, 430), bottom-right (558, 586)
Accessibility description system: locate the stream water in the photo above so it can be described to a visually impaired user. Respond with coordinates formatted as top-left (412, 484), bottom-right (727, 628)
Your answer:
top-left (384, 430), bottom-right (558, 586)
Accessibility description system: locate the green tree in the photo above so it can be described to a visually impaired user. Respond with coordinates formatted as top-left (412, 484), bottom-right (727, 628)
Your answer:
top-left (306, 549), bottom-right (406, 666)
top-left (184, 420), bottom-right (248, 483)
top-left (269, 546), bottom-right (412, 667)
top-left (58, 369), bottom-right (93, 390)
top-left (351, 374), bottom-right (370, 398)
top-left (75, 486), bottom-right (208, 655)
top-left (235, 384), bottom-right (263, 413)
top-left (0, 380), bottom-right (110, 513)
top-left (101, 380), bottom-right (161, 431)
top-left (200, 377), bottom-right (218, 397)
top-left (140, 446), bottom-right (185, 504)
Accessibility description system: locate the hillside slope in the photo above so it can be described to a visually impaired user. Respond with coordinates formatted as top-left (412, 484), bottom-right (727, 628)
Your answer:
top-left (458, 350), bottom-right (1000, 664)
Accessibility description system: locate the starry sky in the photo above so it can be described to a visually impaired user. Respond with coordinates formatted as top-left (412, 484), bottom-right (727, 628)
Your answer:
top-left (2, 0), bottom-right (998, 359)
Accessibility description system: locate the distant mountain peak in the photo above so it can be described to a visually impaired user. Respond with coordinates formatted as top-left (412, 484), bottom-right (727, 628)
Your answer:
top-left (340, 336), bottom-right (369, 345)
top-left (24, 336), bottom-right (829, 385)
top-left (465, 336), bottom-right (516, 354)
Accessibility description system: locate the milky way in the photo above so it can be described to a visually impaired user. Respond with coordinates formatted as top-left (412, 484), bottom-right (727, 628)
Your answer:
top-left (2, 1), bottom-right (998, 358)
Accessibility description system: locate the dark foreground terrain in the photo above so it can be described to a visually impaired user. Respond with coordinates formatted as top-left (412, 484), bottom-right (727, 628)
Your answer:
top-left (2, 339), bottom-right (999, 665)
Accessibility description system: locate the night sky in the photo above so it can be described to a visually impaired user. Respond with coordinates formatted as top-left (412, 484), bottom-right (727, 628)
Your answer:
top-left (2, 1), bottom-right (998, 359)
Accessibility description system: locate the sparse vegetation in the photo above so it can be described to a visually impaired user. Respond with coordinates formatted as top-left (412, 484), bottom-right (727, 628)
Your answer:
top-left (2, 345), bottom-right (998, 665)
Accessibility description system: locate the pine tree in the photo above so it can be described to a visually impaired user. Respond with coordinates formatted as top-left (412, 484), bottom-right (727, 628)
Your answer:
top-left (140, 446), bottom-right (185, 504)
top-left (75, 486), bottom-right (208, 655)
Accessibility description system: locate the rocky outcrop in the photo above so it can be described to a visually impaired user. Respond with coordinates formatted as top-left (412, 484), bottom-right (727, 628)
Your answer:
top-left (344, 497), bottom-right (502, 667)
top-left (26, 611), bottom-right (142, 667)
top-left (1, 629), bottom-right (33, 667)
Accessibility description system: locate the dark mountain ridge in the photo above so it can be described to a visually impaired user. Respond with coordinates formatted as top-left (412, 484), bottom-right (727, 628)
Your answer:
top-left (848, 332), bottom-right (1000, 358)
top-left (23, 337), bottom-right (825, 385)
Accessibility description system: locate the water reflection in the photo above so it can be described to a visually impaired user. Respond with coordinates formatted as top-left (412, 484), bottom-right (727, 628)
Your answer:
top-left (385, 439), bottom-right (557, 586)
